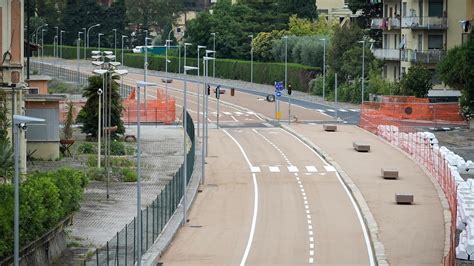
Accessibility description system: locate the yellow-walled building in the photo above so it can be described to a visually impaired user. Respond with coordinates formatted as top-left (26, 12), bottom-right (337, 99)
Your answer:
top-left (371, 0), bottom-right (474, 89)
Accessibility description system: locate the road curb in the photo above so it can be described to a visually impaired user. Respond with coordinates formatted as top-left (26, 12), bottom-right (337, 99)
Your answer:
top-left (141, 145), bottom-right (203, 266)
top-left (280, 124), bottom-right (388, 266)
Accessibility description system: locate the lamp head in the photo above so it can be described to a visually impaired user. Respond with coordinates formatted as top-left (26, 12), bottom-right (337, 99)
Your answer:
top-left (13, 115), bottom-right (45, 125)
top-left (198, 45), bottom-right (206, 49)
top-left (136, 81), bottom-right (157, 88)
top-left (97, 88), bottom-right (103, 95)
top-left (185, 42), bottom-right (192, 46)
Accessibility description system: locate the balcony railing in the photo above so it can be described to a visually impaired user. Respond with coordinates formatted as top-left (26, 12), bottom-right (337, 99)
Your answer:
top-left (401, 49), bottom-right (446, 64)
top-left (401, 16), bottom-right (448, 30)
top-left (372, 48), bottom-right (400, 61)
top-left (371, 18), bottom-right (401, 30)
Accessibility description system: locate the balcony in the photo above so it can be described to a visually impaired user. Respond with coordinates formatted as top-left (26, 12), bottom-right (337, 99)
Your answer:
top-left (372, 48), bottom-right (401, 61)
top-left (401, 16), bottom-right (448, 30)
top-left (371, 18), bottom-right (401, 30)
top-left (401, 49), bottom-right (447, 64)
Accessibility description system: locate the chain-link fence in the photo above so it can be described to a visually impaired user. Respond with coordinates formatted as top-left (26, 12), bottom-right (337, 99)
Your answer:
top-left (84, 111), bottom-right (195, 265)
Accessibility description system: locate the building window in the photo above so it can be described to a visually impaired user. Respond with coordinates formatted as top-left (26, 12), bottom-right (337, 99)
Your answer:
top-left (383, 65), bottom-right (387, 78)
top-left (394, 66), bottom-right (398, 80)
top-left (418, 34), bottom-right (423, 50)
top-left (384, 34), bottom-right (388, 49)
top-left (402, 2), bottom-right (407, 17)
top-left (394, 34), bottom-right (398, 49)
top-left (428, 35), bottom-right (443, 49)
top-left (384, 4), bottom-right (388, 17)
top-left (401, 67), bottom-right (406, 78)
top-left (428, 0), bottom-right (444, 17)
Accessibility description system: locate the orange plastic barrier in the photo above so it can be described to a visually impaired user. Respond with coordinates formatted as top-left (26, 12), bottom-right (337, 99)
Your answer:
top-left (360, 98), bottom-right (459, 266)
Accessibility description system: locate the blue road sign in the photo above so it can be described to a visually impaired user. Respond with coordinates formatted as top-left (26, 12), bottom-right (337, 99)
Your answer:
top-left (276, 91), bottom-right (282, 97)
top-left (274, 81), bottom-right (284, 91)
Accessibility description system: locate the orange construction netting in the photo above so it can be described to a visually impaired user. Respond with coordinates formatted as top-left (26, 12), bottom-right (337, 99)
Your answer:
top-left (122, 88), bottom-right (176, 124)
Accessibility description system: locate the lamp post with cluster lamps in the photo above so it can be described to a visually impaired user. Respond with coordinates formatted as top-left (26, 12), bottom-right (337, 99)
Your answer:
top-left (91, 50), bottom-right (127, 199)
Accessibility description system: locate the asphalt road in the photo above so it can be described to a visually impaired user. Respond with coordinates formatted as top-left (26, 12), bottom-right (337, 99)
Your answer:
top-left (42, 59), bottom-right (373, 265)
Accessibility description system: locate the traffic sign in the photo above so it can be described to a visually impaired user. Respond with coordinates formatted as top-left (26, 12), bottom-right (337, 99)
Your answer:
top-left (274, 81), bottom-right (284, 91)
top-left (276, 91), bottom-right (282, 97)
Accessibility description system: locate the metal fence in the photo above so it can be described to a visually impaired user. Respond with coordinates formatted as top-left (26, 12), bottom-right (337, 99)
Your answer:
top-left (84, 111), bottom-right (195, 266)
top-left (30, 61), bottom-right (134, 99)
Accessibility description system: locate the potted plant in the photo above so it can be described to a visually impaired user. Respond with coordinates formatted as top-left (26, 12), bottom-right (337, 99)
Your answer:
top-left (60, 101), bottom-right (76, 147)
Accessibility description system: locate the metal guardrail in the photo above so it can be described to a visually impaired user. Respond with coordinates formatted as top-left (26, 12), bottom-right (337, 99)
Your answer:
top-left (30, 61), bottom-right (134, 99)
top-left (401, 16), bottom-right (448, 30)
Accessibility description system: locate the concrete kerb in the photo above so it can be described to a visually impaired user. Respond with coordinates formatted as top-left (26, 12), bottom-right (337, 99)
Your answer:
top-left (280, 124), bottom-right (388, 266)
top-left (141, 145), bottom-right (202, 266)
top-left (372, 131), bottom-right (452, 263)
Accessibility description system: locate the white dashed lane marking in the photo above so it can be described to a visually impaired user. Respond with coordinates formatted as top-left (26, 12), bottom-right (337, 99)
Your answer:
top-left (251, 129), bottom-right (315, 264)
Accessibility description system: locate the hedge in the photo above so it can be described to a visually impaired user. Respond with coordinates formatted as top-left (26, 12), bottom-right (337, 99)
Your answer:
top-left (42, 45), bottom-right (320, 92)
top-left (0, 168), bottom-right (88, 259)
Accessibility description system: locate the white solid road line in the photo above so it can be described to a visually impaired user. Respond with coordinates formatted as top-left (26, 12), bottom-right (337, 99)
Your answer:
top-left (222, 130), bottom-right (259, 266)
top-left (280, 129), bottom-right (376, 266)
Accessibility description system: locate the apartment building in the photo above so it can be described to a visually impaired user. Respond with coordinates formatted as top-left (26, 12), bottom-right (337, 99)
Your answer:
top-left (0, 0), bottom-right (27, 171)
top-left (371, 0), bottom-right (474, 86)
top-left (317, 0), bottom-right (360, 24)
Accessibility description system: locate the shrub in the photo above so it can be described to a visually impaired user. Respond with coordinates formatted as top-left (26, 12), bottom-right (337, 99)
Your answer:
top-left (78, 142), bottom-right (97, 154)
top-left (43, 45), bottom-right (319, 92)
top-left (110, 141), bottom-right (126, 156)
top-left (110, 157), bottom-right (135, 168)
top-left (0, 168), bottom-right (87, 259)
top-left (120, 168), bottom-right (137, 182)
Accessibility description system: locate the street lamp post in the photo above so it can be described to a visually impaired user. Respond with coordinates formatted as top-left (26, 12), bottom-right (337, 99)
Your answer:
top-left (59, 30), bottom-right (65, 76)
top-left (203, 55), bottom-right (214, 159)
top-left (121, 35), bottom-right (128, 96)
top-left (197, 45), bottom-right (206, 138)
top-left (13, 115), bottom-right (45, 266)
top-left (284, 36), bottom-right (290, 124)
top-left (182, 65), bottom-right (198, 224)
top-left (41, 29), bottom-right (46, 73)
top-left (248, 35), bottom-right (254, 91)
top-left (113, 29), bottom-right (117, 60)
top-left (97, 87), bottom-right (103, 168)
top-left (211, 33), bottom-right (216, 78)
top-left (86, 24), bottom-right (100, 59)
top-left (82, 27), bottom-right (86, 60)
top-left (98, 33), bottom-right (104, 51)
top-left (77, 32), bottom-right (84, 87)
top-left (54, 26), bottom-right (58, 61)
top-left (320, 38), bottom-right (327, 101)
top-left (144, 30), bottom-right (150, 113)
top-left (135, 81), bottom-right (157, 266)
top-left (35, 24), bottom-right (48, 57)
top-left (358, 40), bottom-right (366, 102)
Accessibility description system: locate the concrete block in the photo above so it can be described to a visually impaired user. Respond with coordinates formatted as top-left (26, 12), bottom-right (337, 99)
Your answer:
top-left (323, 124), bottom-right (337, 132)
top-left (381, 168), bottom-right (398, 179)
top-left (353, 142), bottom-right (370, 152)
top-left (395, 193), bottom-right (414, 204)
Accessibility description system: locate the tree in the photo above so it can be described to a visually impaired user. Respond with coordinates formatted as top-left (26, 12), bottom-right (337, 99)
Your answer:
top-left (437, 34), bottom-right (474, 119)
top-left (126, 0), bottom-right (184, 44)
top-left (347, 0), bottom-right (382, 45)
top-left (252, 30), bottom-right (287, 61)
top-left (276, 0), bottom-right (318, 20)
top-left (76, 76), bottom-right (125, 138)
top-left (329, 24), bottom-right (365, 82)
top-left (399, 64), bottom-right (433, 98)
top-left (62, 0), bottom-right (104, 46)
